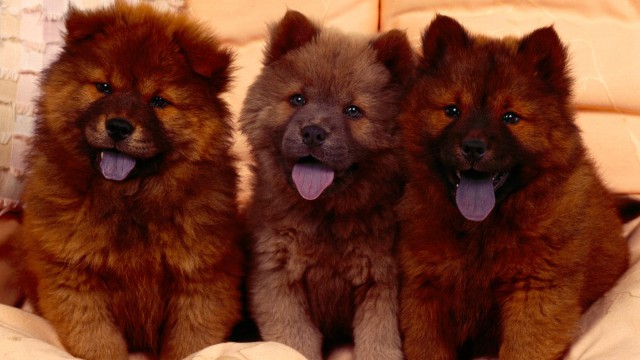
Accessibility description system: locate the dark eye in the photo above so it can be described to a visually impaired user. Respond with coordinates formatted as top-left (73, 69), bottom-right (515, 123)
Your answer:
top-left (150, 96), bottom-right (170, 108)
top-left (502, 111), bottom-right (520, 125)
top-left (344, 105), bottom-right (363, 119)
top-left (95, 83), bottom-right (112, 94)
top-left (290, 94), bottom-right (306, 107)
top-left (444, 104), bottom-right (460, 118)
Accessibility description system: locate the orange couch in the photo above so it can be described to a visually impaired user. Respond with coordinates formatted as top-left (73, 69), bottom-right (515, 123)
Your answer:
top-left (1, 0), bottom-right (639, 359)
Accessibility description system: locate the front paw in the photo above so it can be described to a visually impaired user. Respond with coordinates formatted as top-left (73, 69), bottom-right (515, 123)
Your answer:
top-left (354, 346), bottom-right (403, 360)
top-left (62, 330), bottom-right (128, 360)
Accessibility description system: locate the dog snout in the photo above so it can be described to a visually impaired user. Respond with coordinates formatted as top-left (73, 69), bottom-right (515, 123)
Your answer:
top-left (106, 118), bottom-right (134, 142)
top-left (461, 138), bottom-right (487, 162)
top-left (301, 125), bottom-right (327, 148)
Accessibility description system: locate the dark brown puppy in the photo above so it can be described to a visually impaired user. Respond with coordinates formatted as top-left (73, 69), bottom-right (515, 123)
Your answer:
top-left (240, 10), bottom-right (414, 360)
top-left (19, 3), bottom-right (242, 360)
top-left (398, 15), bottom-right (629, 360)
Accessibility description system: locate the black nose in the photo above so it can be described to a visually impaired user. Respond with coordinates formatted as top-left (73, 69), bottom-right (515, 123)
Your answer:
top-left (461, 138), bottom-right (487, 162)
top-left (301, 125), bottom-right (327, 147)
top-left (106, 118), bottom-right (134, 141)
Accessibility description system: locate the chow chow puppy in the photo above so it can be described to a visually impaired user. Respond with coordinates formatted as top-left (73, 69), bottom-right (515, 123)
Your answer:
top-left (19, 3), bottom-right (242, 360)
top-left (397, 15), bottom-right (629, 360)
top-left (239, 10), bottom-right (414, 360)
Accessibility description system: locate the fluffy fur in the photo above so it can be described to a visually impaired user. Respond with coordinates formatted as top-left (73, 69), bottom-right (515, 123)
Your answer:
top-left (240, 10), bottom-right (414, 360)
top-left (19, 3), bottom-right (242, 359)
top-left (397, 15), bottom-right (629, 360)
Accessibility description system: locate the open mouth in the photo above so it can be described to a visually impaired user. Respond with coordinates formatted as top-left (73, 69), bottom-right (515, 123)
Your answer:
top-left (98, 150), bottom-right (136, 181)
top-left (451, 169), bottom-right (510, 222)
top-left (291, 156), bottom-right (335, 200)
top-left (454, 170), bottom-right (509, 191)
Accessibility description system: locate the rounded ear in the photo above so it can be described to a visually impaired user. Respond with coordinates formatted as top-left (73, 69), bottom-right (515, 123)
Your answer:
top-left (174, 28), bottom-right (234, 92)
top-left (263, 10), bottom-right (320, 65)
top-left (64, 5), bottom-right (116, 44)
top-left (420, 14), bottom-right (469, 72)
top-left (371, 29), bottom-right (415, 87)
top-left (517, 26), bottom-right (570, 93)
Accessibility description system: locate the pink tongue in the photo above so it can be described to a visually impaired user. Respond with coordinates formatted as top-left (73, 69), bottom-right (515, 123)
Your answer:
top-left (455, 175), bottom-right (495, 221)
top-left (292, 161), bottom-right (335, 200)
top-left (99, 151), bottom-right (136, 181)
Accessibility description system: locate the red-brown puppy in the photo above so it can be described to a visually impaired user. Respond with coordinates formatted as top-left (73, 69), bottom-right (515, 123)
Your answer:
top-left (398, 15), bottom-right (629, 360)
top-left (19, 3), bottom-right (242, 359)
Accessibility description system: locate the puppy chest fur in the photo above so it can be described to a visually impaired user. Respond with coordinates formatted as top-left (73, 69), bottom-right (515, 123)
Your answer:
top-left (249, 203), bottom-right (399, 343)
